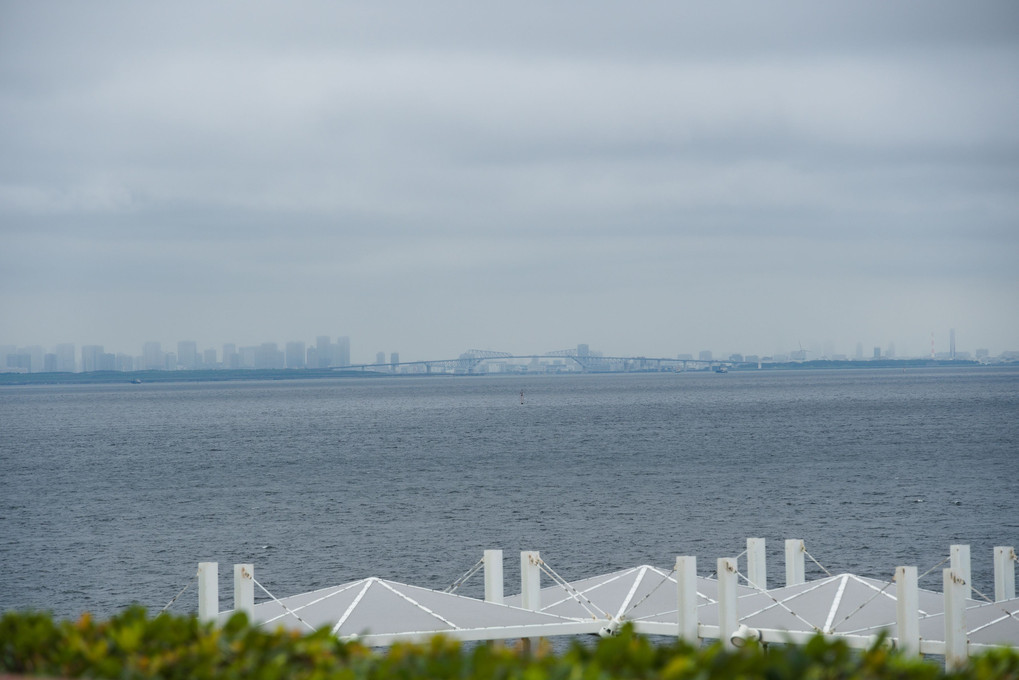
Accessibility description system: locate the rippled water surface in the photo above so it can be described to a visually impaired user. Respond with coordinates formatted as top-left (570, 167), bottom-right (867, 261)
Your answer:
top-left (1, 367), bottom-right (1017, 617)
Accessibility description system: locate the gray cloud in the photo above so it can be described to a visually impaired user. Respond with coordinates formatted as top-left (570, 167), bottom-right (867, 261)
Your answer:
top-left (2, 1), bottom-right (1017, 360)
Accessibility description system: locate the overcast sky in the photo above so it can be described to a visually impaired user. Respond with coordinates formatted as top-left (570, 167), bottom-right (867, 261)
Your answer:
top-left (2, 1), bottom-right (1017, 362)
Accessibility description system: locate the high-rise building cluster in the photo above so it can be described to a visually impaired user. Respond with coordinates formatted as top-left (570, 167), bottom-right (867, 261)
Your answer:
top-left (0, 336), bottom-right (353, 373)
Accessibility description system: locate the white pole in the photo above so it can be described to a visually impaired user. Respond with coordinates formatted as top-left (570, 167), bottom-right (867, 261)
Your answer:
top-left (234, 564), bottom-right (254, 617)
top-left (943, 567), bottom-right (968, 671)
top-left (521, 550), bottom-right (541, 611)
top-left (718, 557), bottom-right (739, 649)
top-left (675, 556), bottom-right (698, 643)
top-left (894, 566), bottom-right (919, 656)
top-left (484, 550), bottom-right (504, 604)
top-left (993, 546), bottom-right (1016, 602)
top-left (198, 561), bottom-right (219, 623)
top-left (950, 544), bottom-right (971, 597)
top-left (785, 539), bottom-right (805, 587)
top-left (746, 538), bottom-right (766, 590)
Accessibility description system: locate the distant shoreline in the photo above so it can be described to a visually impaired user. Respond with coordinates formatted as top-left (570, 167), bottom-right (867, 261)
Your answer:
top-left (0, 359), bottom-right (1000, 386)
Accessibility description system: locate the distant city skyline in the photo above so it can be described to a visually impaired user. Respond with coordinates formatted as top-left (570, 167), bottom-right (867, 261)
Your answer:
top-left (1, 327), bottom-right (1008, 374)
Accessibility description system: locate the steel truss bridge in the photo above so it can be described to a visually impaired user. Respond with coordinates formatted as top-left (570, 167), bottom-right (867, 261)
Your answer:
top-left (335, 349), bottom-right (746, 375)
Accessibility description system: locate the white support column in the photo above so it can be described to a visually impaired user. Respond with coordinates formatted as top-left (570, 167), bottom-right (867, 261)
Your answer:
top-left (993, 546), bottom-right (1016, 602)
top-left (520, 551), bottom-right (541, 611)
top-left (746, 538), bottom-right (766, 590)
top-left (950, 544), bottom-right (971, 597)
top-left (675, 556), bottom-right (698, 643)
top-left (894, 566), bottom-right (919, 656)
top-left (718, 557), bottom-right (739, 649)
top-left (785, 539), bottom-right (805, 587)
top-left (198, 561), bottom-right (219, 623)
top-left (943, 567), bottom-right (968, 671)
top-left (484, 550), bottom-right (504, 604)
top-left (234, 564), bottom-right (254, 617)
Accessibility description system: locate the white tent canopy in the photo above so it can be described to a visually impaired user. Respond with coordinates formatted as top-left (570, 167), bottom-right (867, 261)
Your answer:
top-left (503, 564), bottom-right (755, 625)
top-left (219, 577), bottom-right (598, 645)
top-left (855, 596), bottom-right (1019, 649)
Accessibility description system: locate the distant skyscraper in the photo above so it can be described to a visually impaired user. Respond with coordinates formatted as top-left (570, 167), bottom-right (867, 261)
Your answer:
top-left (177, 341), bottom-right (198, 370)
top-left (285, 341), bottom-right (306, 369)
top-left (855, 342), bottom-right (864, 360)
top-left (873, 346), bottom-right (881, 359)
top-left (950, 328), bottom-right (956, 359)
top-left (222, 343), bottom-right (238, 369)
top-left (698, 350), bottom-right (713, 361)
top-left (376, 351), bottom-right (386, 365)
top-left (390, 352), bottom-right (399, 366)
top-left (316, 336), bottom-right (333, 368)
top-left (203, 348), bottom-right (216, 368)
top-left (143, 341), bottom-right (163, 370)
top-left (82, 345), bottom-right (104, 372)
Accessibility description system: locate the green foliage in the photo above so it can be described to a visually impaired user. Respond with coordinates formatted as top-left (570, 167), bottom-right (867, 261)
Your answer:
top-left (1, 609), bottom-right (1016, 680)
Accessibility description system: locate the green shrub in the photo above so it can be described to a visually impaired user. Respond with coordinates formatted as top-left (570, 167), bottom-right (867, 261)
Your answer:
top-left (1, 608), bottom-right (1016, 679)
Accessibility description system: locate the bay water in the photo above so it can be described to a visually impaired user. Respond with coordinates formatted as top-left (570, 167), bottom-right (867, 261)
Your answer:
top-left (1, 367), bottom-right (1016, 619)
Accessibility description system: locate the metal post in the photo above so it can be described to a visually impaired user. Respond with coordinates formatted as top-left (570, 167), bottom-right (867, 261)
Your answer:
top-left (521, 551), bottom-right (541, 611)
top-left (943, 568), bottom-right (968, 671)
top-left (994, 546), bottom-right (1016, 602)
top-left (950, 544), bottom-right (971, 597)
top-left (198, 562), bottom-right (219, 623)
top-left (785, 539), bottom-right (805, 586)
top-left (234, 564), bottom-right (254, 618)
top-left (746, 538), bottom-right (766, 590)
top-left (894, 566), bottom-right (919, 656)
top-left (718, 557), bottom-right (738, 649)
top-left (484, 550), bottom-right (504, 604)
top-left (675, 556), bottom-right (698, 642)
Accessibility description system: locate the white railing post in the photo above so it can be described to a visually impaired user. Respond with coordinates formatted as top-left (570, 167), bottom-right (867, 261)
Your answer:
top-left (198, 561), bottom-right (219, 623)
top-left (993, 546), bottom-right (1016, 602)
top-left (943, 568), bottom-right (968, 671)
top-left (234, 564), bottom-right (254, 618)
top-left (484, 550), bottom-right (504, 604)
top-left (521, 550), bottom-right (541, 611)
top-left (950, 544), bottom-right (971, 597)
top-left (785, 539), bottom-right (805, 586)
top-left (894, 566), bottom-right (919, 656)
top-left (718, 557), bottom-right (739, 649)
top-left (746, 538), bottom-right (766, 590)
top-left (675, 556), bottom-right (698, 643)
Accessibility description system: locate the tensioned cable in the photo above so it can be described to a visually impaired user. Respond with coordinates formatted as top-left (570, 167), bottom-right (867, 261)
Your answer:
top-left (534, 558), bottom-right (608, 620)
top-left (734, 568), bottom-right (823, 634)
top-left (828, 574), bottom-right (895, 633)
top-left (919, 555), bottom-right (951, 581)
top-left (622, 566), bottom-right (677, 617)
top-left (444, 558), bottom-right (484, 594)
top-left (159, 570), bottom-right (198, 613)
top-left (802, 548), bottom-right (833, 578)
top-left (968, 583), bottom-right (1019, 626)
top-left (252, 575), bottom-right (317, 632)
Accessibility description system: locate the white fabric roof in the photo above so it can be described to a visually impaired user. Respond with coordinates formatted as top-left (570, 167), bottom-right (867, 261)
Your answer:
top-left (219, 577), bottom-right (597, 644)
top-left (504, 565), bottom-right (755, 623)
top-left (855, 596), bottom-right (1019, 647)
top-left (636, 573), bottom-right (947, 635)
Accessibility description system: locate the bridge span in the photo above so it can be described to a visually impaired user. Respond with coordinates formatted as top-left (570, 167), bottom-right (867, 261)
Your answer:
top-left (335, 349), bottom-right (747, 375)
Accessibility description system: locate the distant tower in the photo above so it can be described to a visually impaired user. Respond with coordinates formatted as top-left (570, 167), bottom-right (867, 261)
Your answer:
top-left (337, 336), bottom-right (351, 367)
top-left (950, 328), bottom-right (956, 360)
top-left (931, 332), bottom-right (935, 359)
top-left (375, 351), bottom-right (386, 365)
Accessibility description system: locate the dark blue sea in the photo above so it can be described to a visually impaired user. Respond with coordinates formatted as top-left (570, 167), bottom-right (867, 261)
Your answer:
top-left (1, 367), bottom-right (1017, 619)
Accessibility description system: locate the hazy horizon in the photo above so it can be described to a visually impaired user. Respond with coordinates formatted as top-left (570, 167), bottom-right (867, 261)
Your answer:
top-left (3, 2), bottom-right (1018, 362)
